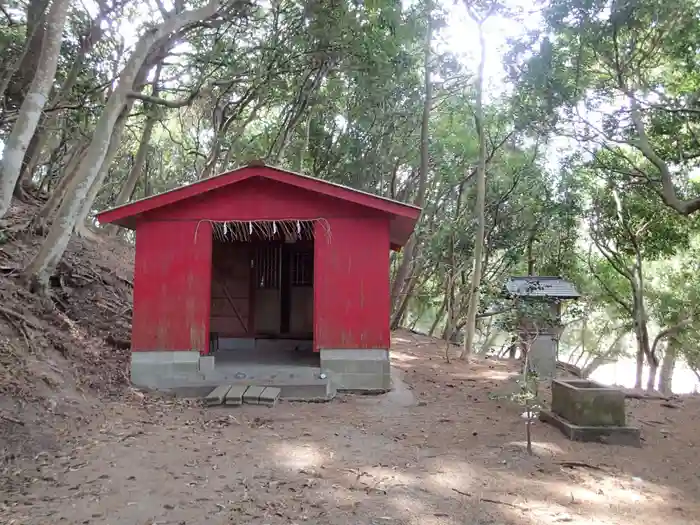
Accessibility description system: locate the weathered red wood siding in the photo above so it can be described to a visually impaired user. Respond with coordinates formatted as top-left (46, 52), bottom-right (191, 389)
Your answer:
top-left (144, 177), bottom-right (381, 223)
top-left (131, 176), bottom-right (394, 354)
top-left (132, 220), bottom-right (212, 353)
top-left (314, 216), bottom-right (391, 350)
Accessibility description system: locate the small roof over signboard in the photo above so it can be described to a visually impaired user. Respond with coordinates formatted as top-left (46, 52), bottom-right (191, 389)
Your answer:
top-left (503, 276), bottom-right (580, 299)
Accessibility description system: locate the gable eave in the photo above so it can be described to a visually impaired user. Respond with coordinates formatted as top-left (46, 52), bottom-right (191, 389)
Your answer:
top-left (97, 164), bottom-right (421, 228)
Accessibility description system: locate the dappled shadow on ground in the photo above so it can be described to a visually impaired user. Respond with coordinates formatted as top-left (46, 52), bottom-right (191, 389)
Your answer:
top-left (3, 331), bottom-right (700, 524)
top-left (391, 330), bottom-right (521, 397)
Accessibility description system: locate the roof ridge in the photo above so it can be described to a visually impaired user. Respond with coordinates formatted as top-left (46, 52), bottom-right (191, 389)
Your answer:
top-left (99, 163), bottom-right (421, 219)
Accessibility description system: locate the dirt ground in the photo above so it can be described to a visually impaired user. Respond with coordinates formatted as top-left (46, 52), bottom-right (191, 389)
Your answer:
top-left (2, 331), bottom-right (700, 525)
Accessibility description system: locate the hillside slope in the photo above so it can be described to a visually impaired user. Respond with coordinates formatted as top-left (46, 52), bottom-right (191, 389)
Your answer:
top-left (0, 199), bottom-right (134, 474)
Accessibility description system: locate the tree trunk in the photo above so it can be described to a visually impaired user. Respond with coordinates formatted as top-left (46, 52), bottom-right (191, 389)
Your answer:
top-left (659, 338), bottom-right (677, 395)
top-left (526, 232), bottom-right (537, 275)
top-left (16, 16), bottom-right (104, 192)
top-left (635, 347), bottom-right (644, 389)
top-left (23, 0), bottom-right (223, 291)
top-left (198, 88), bottom-right (250, 180)
top-left (580, 355), bottom-right (605, 378)
top-left (442, 273), bottom-right (459, 341)
top-left (295, 113), bottom-right (311, 172)
top-left (35, 139), bottom-right (89, 223)
top-left (460, 20), bottom-right (487, 360)
top-left (636, 305), bottom-right (655, 389)
top-left (0, 0), bottom-right (71, 219)
top-left (477, 318), bottom-right (497, 354)
top-left (628, 257), bottom-right (655, 389)
top-left (0, 0), bottom-right (48, 107)
top-left (581, 327), bottom-right (627, 377)
top-left (76, 108), bottom-right (133, 235)
top-left (268, 64), bottom-right (328, 165)
top-left (508, 336), bottom-right (518, 359)
top-left (646, 356), bottom-right (659, 391)
top-left (200, 137), bottom-right (224, 180)
top-left (442, 287), bottom-right (454, 340)
top-left (632, 304), bottom-right (647, 391)
top-left (429, 297), bottom-right (447, 337)
top-left (219, 106), bottom-right (261, 172)
top-left (15, 131), bottom-right (44, 198)
top-left (391, 275), bottom-right (417, 330)
top-left (104, 66), bottom-right (163, 235)
top-left (104, 115), bottom-right (156, 234)
top-left (389, 3), bottom-right (431, 310)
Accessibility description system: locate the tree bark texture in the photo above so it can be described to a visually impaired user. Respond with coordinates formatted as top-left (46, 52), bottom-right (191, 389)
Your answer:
top-left (389, 4), bottom-right (431, 313)
top-left (268, 63), bottom-right (329, 165)
top-left (460, 19), bottom-right (487, 359)
top-left (659, 338), bottom-right (677, 395)
top-left (0, 0), bottom-right (71, 219)
top-left (104, 113), bottom-right (156, 233)
top-left (0, 0), bottom-right (49, 110)
top-left (218, 106), bottom-right (261, 172)
top-left (76, 107), bottom-right (133, 235)
top-left (36, 139), bottom-right (90, 223)
top-left (199, 89), bottom-right (258, 179)
top-left (16, 15), bottom-right (105, 192)
top-left (635, 347), bottom-right (644, 389)
top-left (105, 65), bottom-right (164, 235)
top-left (428, 297), bottom-right (447, 337)
top-left (23, 0), bottom-right (223, 290)
top-left (391, 276), bottom-right (417, 330)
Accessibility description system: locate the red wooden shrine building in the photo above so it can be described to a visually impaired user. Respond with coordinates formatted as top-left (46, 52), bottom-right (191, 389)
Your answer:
top-left (97, 163), bottom-right (420, 392)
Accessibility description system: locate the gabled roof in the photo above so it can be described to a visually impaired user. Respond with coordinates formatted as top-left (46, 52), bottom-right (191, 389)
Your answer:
top-left (503, 276), bottom-right (581, 299)
top-left (97, 162), bottom-right (421, 248)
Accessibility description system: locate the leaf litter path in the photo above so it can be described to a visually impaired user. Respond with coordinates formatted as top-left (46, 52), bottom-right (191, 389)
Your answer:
top-left (4, 331), bottom-right (700, 525)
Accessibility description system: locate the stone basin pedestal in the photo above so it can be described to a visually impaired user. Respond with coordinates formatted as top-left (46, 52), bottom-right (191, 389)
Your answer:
top-left (540, 379), bottom-right (641, 446)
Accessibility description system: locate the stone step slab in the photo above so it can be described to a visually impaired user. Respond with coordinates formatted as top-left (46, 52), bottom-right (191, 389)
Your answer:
top-left (205, 385), bottom-right (232, 406)
top-left (242, 385), bottom-right (266, 405)
top-left (224, 384), bottom-right (248, 406)
top-left (205, 383), bottom-right (332, 405)
top-left (258, 387), bottom-right (281, 407)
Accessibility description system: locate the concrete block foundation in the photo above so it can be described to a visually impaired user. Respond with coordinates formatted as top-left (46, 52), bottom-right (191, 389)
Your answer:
top-left (199, 355), bottom-right (216, 374)
top-left (320, 349), bottom-right (391, 392)
top-left (131, 351), bottom-right (202, 389)
top-left (130, 348), bottom-right (390, 398)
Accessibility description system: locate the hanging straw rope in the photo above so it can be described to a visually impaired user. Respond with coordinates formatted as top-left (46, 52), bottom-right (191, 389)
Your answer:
top-left (195, 218), bottom-right (332, 244)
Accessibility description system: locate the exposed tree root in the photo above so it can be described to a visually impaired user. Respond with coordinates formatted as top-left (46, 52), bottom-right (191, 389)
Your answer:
top-left (452, 488), bottom-right (526, 510)
top-left (556, 460), bottom-right (604, 471)
top-left (480, 497), bottom-right (524, 509)
top-left (0, 413), bottom-right (25, 426)
top-left (0, 305), bottom-right (40, 330)
top-left (624, 391), bottom-right (672, 401)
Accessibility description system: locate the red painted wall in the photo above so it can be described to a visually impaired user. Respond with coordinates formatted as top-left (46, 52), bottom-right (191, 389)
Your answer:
top-left (132, 220), bottom-right (212, 353)
top-left (132, 176), bottom-right (392, 354)
top-left (145, 177), bottom-right (385, 223)
top-left (314, 216), bottom-right (391, 350)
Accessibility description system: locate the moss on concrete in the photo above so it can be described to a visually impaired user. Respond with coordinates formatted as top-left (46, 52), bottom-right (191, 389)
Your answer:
top-left (551, 379), bottom-right (626, 427)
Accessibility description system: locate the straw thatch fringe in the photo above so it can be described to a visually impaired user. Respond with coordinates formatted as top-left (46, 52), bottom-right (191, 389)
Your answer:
top-left (194, 219), bottom-right (332, 244)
